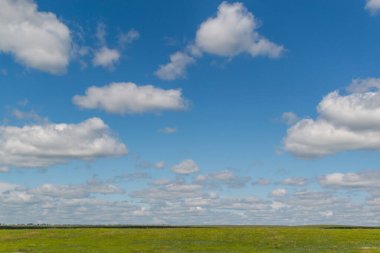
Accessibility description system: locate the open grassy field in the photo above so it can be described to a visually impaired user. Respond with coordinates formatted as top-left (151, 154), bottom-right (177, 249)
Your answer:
top-left (0, 226), bottom-right (379, 253)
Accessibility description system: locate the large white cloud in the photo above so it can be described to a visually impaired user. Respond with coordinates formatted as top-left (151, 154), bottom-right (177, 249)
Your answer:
top-left (73, 82), bottom-right (188, 114)
top-left (155, 2), bottom-right (283, 80)
top-left (366, 0), bottom-right (380, 14)
top-left (284, 78), bottom-right (380, 158)
top-left (195, 2), bottom-right (283, 58)
top-left (0, 0), bottom-right (71, 74)
top-left (0, 117), bottom-right (127, 168)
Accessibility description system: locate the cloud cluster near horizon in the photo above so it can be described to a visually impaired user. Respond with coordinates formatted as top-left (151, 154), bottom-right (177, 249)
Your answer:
top-left (1, 168), bottom-right (380, 225)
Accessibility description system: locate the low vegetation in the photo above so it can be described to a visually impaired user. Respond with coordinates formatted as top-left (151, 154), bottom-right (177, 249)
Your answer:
top-left (0, 226), bottom-right (379, 252)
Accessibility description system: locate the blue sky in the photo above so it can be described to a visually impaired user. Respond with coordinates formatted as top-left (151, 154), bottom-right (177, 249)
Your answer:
top-left (1, 0), bottom-right (380, 225)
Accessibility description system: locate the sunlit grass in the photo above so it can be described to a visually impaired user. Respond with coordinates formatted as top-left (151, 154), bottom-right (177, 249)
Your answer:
top-left (0, 226), bottom-right (379, 253)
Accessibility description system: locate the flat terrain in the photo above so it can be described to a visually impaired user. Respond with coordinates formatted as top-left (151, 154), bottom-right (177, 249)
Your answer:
top-left (0, 226), bottom-right (380, 253)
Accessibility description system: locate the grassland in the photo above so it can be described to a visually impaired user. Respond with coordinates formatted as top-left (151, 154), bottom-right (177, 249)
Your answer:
top-left (0, 226), bottom-right (380, 253)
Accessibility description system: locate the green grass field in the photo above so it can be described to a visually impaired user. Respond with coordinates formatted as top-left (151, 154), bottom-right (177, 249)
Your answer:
top-left (0, 226), bottom-right (379, 253)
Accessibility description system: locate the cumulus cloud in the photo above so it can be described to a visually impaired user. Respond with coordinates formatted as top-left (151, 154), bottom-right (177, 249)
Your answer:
top-left (0, 0), bottom-right (71, 74)
top-left (92, 46), bottom-right (120, 68)
top-left (319, 171), bottom-right (380, 188)
top-left (0, 117), bottom-right (127, 168)
top-left (195, 2), bottom-right (283, 58)
top-left (284, 78), bottom-right (380, 158)
top-left (0, 181), bottom-right (151, 224)
top-left (171, 159), bottom-right (199, 174)
top-left (271, 188), bottom-right (288, 197)
top-left (155, 51), bottom-right (196, 80)
top-left (366, 0), bottom-right (380, 14)
top-left (73, 82), bottom-right (188, 114)
top-left (155, 2), bottom-right (283, 80)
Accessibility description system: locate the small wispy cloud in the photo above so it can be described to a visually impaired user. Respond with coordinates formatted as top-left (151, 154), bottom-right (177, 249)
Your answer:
top-left (158, 127), bottom-right (177, 134)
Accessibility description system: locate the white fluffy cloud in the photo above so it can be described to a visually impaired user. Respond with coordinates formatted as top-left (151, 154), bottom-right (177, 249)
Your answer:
top-left (284, 78), bottom-right (380, 158)
top-left (271, 188), bottom-right (288, 197)
top-left (195, 2), bottom-right (283, 58)
top-left (155, 2), bottom-right (283, 80)
top-left (73, 82), bottom-right (188, 114)
top-left (171, 159), bottom-right (199, 174)
top-left (366, 0), bottom-right (380, 14)
top-left (92, 46), bottom-right (120, 68)
top-left (0, 118), bottom-right (127, 168)
top-left (0, 0), bottom-right (71, 74)
top-left (319, 171), bottom-right (380, 188)
top-left (155, 51), bottom-right (196, 80)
